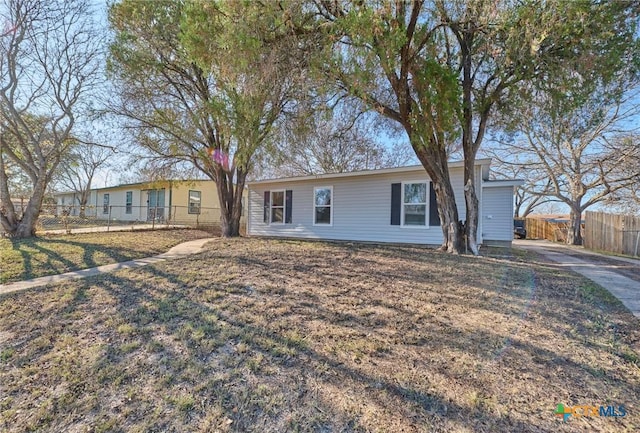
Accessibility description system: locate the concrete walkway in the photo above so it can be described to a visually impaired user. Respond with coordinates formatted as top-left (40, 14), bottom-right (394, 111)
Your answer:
top-left (0, 238), bottom-right (215, 296)
top-left (515, 239), bottom-right (640, 317)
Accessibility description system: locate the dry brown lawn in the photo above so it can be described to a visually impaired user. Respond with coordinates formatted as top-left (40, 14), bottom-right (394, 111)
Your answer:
top-left (0, 238), bottom-right (638, 432)
top-left (0, 229), bottom-right (212, 284)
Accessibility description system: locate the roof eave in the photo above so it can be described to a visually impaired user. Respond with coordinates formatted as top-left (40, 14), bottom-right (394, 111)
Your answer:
top-left (248, 158), bottom-right (493, 186)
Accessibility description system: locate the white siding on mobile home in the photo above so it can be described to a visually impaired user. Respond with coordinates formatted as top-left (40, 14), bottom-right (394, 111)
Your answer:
top-left (248, 163), bottom-right (491, 245)
top-left (481, 183), bottom-right (518, 244)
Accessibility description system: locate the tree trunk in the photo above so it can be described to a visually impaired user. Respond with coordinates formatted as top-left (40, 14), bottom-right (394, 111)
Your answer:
top-left (463, 159), bottom-right (479, 255)
top-left (433, 179), bottom-right (463, 253)
top-left (459, 32), bottom-right (483, 256)
top-left (79, 188), bottom-right (90, 218)
top-left (2, 178), bottom-right (46, 238)
top-left (567, 208), bottom-right (583, 245)
top-left (0, 152), bottom-right (19, 234)
top-left (412, 143), bottom-right (462, 253)
top-left (215, 165), bottom-right (246, 238)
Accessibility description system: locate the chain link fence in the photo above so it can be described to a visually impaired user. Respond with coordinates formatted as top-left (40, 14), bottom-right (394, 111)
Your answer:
top-left (32, 204), bottom-right (238, 234)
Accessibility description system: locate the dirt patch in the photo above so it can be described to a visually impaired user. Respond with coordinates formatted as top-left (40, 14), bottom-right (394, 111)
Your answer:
top-left (0, 238), bottom-right (638, 432)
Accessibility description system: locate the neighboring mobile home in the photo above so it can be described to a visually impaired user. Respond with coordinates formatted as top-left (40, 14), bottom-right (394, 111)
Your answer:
top-left (247, 159), bottom-right (522, 246)
top-left (54, 179), bottom-right (221, 225)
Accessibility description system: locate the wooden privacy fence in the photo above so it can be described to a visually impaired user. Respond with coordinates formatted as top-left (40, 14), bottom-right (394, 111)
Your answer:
top-left (584, 211), bottom-right (640, 257)
top-left (525, 218), bottom-right (571, 242)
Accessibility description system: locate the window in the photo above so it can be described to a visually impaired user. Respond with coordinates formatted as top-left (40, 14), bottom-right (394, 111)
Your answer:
top-left (263, 190), bottom-right (292, 224)
top-left (402, 182), bottom-right (426, 226)
top-left (125, 191), bottom-right (133, 214)
top-left (270, 190), bottom-right (285, 223)
top-left (314, 186), bottom-right (332, 225)
top-left (103, 193), bottom-right (110, 214)
top-left (188, 190), bottom-right (201, 214)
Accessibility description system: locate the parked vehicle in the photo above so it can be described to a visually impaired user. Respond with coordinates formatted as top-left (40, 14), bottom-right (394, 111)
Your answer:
top-left (514, 219), bottom-right (527, 239)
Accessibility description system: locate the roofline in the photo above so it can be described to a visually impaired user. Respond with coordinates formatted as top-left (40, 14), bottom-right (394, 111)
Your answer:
top-left (94, 178), bottom-right (214, 191)
top-left (482, 179), bottom-right (524, 187)
top-left (53, 178), bottom-right (214, 195)
top-left (248, 158), bottom-right (493, 185)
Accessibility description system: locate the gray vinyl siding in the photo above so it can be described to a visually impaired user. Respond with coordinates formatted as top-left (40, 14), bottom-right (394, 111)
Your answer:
top-left (248, 166), bottom-right (478, 245)
top-left (481, 186), bottom-right (514, 242)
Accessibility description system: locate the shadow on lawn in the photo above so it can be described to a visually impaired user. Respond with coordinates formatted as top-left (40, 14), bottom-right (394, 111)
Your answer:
top-left (95, 267), bottom-right (552, 432)
top-left (3, 239), bottom-right (638, 432)
top-left (81, 249), bottom-right (637, 432)
top-left (7, 237), bottom-right (148, 282)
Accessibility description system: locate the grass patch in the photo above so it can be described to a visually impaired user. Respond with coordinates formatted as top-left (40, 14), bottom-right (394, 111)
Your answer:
top-left (0, 229), bottom-right (211, 283)
top-left (0, 238), bottom-right (638, 432)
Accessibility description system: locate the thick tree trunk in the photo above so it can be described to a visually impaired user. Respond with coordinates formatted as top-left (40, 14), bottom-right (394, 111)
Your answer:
top-left (79, 188), bottom-right (90, 218)
top-left (412, 144), bottom-right (462, 253)
top-left (463, 158), bottom-right (479, 255)
top-left (1, 179), bottom-right (46, 238)
top-left (433, 179), bottom-right (463, 253)
top-left (0, 150), bottom-right (18, 234)
top-left (460, 33), bottom-right (482, 256)
top-left (215, 166), bottom-right (246, 238)
top-left (567, 208), bottom-right (583, 245)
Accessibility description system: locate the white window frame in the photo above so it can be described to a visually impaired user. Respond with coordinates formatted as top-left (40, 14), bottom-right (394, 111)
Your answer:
top-left (103, 193), bottom-right (110, 214)
top-left (188, 190), bottom-right (201, 214)
top-left (401, 181), bottom-right (429, 228)
top-left (125, 191), bottom-right (133, 214)
top-left (313, 186), bottom-right (333, 226)
top-left (269, 190), bottom-right (286, 225)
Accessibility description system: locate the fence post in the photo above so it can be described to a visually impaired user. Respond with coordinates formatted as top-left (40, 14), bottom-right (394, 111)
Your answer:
top-left (108, 206), bottom-right (112, 232)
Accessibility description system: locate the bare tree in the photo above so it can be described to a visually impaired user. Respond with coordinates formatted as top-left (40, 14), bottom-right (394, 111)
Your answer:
top-left (484, 147), bottom-right (558, 217)
top-left (0, 0), bottom-right (101, 237)
top-left (54, 143), bottom-right (113, 217)
top-left (266, 101), bottom-right (416, 177)
top-left (494, 91), bottom-right (640, 244)
top-left (601, 134), bottom-right (640, 215)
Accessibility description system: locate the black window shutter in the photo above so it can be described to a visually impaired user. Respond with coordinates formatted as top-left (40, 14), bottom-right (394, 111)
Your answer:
top-left (263, 191), bottom-right (270, 223)
top-left (390, 183), bottom-right (401, 225)
top-left (429, 183), bottom-right (441, 226)
top-left (285, 190), bottom-right (293, 223)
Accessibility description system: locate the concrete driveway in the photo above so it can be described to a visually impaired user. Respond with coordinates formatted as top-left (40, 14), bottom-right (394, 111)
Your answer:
top-left (514, 239), bottom-right (640, 317)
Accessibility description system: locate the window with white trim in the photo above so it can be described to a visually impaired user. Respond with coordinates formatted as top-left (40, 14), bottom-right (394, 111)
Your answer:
top-left (103, 193), bottom-right (109, 214)
top-left (270, 190), bottom-right (285, 223)
top-left (125, 191), bottom-right (133, 214)
top-left (188, 190), bottom-right (201, 214)
top-left (314, 186), bottom-right (332, 225)
top-left (402, 182), bottom-right (427, 226)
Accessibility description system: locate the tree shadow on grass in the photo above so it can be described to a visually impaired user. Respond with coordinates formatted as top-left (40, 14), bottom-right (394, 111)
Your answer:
top-left (5, 237), bottom-right (157, 282)
top-left (90, 269), bottom-right (548, 432)
top-left (3, 239), bottom-right (639, 432)
top-left (78, 261), bottom-right (639, 432)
